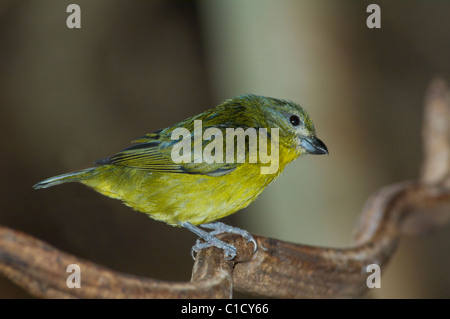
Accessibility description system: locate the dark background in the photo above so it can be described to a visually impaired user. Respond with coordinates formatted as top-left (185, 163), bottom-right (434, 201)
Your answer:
top-left (0, 0), bottom-right (449, 298)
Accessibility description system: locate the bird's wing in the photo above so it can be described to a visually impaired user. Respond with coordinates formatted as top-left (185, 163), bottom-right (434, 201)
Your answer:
top-left (94, 128), bottom-right (238, 177)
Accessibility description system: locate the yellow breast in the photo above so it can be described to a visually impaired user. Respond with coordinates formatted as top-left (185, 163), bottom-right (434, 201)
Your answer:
top-left (82, 144), bottom-right (298, 226)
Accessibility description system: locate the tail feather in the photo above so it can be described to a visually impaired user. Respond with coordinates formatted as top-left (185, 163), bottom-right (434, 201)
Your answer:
top-left (33, 168), bottom-right (96, 189)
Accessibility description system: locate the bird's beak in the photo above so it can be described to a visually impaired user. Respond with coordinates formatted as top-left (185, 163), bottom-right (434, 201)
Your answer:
top-left (300, 136), bottom-right (328, 155)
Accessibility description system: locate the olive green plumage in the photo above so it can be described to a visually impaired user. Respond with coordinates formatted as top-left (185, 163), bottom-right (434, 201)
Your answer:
top-left (33, 94), bottom-right (327, 227)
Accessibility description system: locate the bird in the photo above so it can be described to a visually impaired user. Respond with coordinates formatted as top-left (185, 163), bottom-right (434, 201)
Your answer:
top-left (33, 94), bottom-right (328, 259)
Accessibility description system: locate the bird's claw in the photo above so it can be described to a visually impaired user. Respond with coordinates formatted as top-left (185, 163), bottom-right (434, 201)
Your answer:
top-left (246, 236), bottom-right (258, 253)
top-left (198, 234), bottom-right (257, 253)
top-left (200, 222), bottom-right (258, 252)
top-left (191, 239), bottom-right (237, 260)
top-left (190, 222), bottom-right (257, 260)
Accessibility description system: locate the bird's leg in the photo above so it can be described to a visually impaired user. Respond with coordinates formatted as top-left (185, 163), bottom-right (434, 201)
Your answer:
top-left (199, 222), bottom-right (257, 253)
top-left (181, 222), bottom-right (237, 260)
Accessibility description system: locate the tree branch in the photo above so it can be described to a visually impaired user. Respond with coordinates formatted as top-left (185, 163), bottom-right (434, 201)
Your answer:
top-left (1, 78), bottom-right (449, 298)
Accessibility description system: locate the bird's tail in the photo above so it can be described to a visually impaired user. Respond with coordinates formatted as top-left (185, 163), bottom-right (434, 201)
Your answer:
top-left (33, 167), bottom-right (97, 190)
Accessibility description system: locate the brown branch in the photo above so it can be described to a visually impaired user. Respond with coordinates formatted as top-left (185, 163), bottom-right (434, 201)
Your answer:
top-left (0, 226), bottom-right (234, 298)
top-left (1, 78), bottom-right (449, 298)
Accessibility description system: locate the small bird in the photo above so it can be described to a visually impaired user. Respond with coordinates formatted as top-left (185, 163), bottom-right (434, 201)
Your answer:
top-left (33, 94), bottom-right (328, 259)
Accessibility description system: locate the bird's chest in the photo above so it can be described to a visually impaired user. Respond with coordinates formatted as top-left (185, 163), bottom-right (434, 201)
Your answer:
top-left (166, 164), bottom-right (276, 225)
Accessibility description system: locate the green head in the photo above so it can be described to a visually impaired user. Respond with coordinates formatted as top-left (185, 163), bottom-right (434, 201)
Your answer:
top-left (223, 94), bottom-right (328, 157)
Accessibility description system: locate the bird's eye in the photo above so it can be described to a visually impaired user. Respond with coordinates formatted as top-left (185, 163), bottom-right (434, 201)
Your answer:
top-left (290, 115), bottom-right (301, 126)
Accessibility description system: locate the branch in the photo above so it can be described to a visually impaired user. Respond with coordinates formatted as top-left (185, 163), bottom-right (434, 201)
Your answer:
top-left (1, 78), bottom-right (449, 298)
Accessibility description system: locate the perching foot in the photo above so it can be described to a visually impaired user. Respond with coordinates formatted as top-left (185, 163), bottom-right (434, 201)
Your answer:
top-left (181, 222), bottom-right (257, 260)
top-left (198, 222), bottom-right (257, 253)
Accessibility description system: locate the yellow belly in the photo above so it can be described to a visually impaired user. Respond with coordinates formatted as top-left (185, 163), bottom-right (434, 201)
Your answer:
top-left (82, 163), bottom-right (278, 226)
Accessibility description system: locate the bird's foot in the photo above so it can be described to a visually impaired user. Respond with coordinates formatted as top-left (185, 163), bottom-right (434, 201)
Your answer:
top-left (198, 222), bottom-right (258, 253)
top-left (181, 222), bottom-right (257, 260)
top-left (191, 236), bottom-right (237, 260)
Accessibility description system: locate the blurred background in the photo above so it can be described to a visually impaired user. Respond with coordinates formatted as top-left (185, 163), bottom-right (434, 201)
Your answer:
top-left (0, 0), bottom-right (449, 298)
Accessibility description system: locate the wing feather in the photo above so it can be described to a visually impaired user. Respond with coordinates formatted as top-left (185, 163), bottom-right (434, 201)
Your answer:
top-left (95, 127), bottom-right (237, 177)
